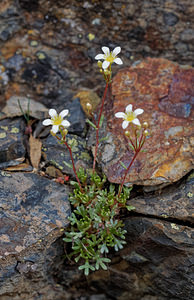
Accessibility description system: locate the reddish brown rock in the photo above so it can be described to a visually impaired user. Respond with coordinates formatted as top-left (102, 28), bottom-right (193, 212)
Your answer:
top-left (99, 58), bottom-right (194, 186)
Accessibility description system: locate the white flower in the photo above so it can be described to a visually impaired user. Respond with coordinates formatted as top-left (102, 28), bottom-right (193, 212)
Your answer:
top-left (115, 104), bottom-right (144, 129)
top-left (95, 46), bottom-right (123, 70)
top-left (42, 109), bottom-right (70, 133)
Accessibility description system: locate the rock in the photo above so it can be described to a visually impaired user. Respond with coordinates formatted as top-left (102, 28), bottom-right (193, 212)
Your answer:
top-left (1, 96), bottom-right (48, 120)
top-left (0, 0), bottom-right (22, 41)
top-left (180, 28), bottom-right (194, 42)
top-left (75, 89), bottom-right (101, 117)
top-left (0, 171), bottom-right (71, 298)
top-left (67, 97), bottom-right (86, 136)
top-left (163, 12), bottom-right (179, 26)
top-left (42, 133), bottom-right (92, 178)
top-left (129, 172), bottom-right (194, 223)
top-left (86, 217), bottom-right (194, 300)
top-left (0, 172), bottom-right (71, 257)
top-left (127, 26), bottom-right (145, 41)
top-left (4, 54), bottom-right (25, 71)
top-left (0, 235), bottom-right (71, 300)
top-left (0, 118), bottom-right (25, 169)
top-left (94, 58), bottom-right (194, 187)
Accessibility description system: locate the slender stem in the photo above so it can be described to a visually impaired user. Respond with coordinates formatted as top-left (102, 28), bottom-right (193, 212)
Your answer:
top-left (124, 134), bottom-right (136, 151)
top-left (89, 111), bottom-right (97, 126)
top-left (118, 150), bottom-right (139, 198)
top-left (63, 140), bottom-right (84, 193)
top-left (108, 82), bottom-right (112, 102)
top-left (139, 132), bottom-right (145, 148)
top-left (93, 82), bottom-right (109, 173)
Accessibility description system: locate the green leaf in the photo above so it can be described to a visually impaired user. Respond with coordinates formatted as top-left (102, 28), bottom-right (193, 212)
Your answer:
top-left (63, 160), bottom-right (73, 169)
top-left (99, 114), bottom-right (104, 128)
top-left (99, 136), bottom-right (109, 143)
top-left (126, 205), bottom-right (136, 211)
top-left (78, 261), bottom-right (95, 276)
top-left (63, 237), bottom-right (72, 243)
top-left (119, 161), bottom-right (127, 170)
top-left (128, 143), bottom-right (135, 151)
top-left (86, 119), bottom-right (97, 129)
top-left (100, 243), bottom-right (109, 254)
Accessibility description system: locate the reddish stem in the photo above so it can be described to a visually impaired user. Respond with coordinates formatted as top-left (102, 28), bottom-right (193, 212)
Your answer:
top-left (117, 150), bottom-right (139, 198)
top-left (63, 140), bottom-right (84, 193)
top-left (124, 134), bottom-right (136, 151)
top-left (118, 133), bottom-right (146, 198)
top-left (93, 82), bottom-right (109, 173)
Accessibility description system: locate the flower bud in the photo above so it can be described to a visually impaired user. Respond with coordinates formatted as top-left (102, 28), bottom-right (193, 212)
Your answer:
top-left (104, 69), bottom-right (111, 76)
top-left (62, 128), bottom-right (68, 136)
top-left (142, 122), bottom-right (148, 129)
top-left (143, 129), bottom-right (149, 136)
top-left (86, 102), bottom-right (92, 111)
top-left (97, 61), bottom-right (102, 68)
top-left (125, 130), bottom-right (130, 137)
top-left (136, 124), bottom-right (141, 130)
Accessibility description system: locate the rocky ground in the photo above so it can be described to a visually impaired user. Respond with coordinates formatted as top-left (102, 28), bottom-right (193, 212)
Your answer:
top-left (0, 0), bottom-right (193, 299)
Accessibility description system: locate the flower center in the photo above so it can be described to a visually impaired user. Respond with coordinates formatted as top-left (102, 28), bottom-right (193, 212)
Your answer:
top-left (52, 115), bottom-right (62, 125)
top-left (105, 52), bottom-right (115, 63)
top-left (125, 112), bottom-right (136, 122)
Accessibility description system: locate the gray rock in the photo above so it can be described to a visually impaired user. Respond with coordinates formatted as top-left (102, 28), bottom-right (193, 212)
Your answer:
top-left (86, 217), bottom-right (194, 300)
top-left (1, 96), bottom-right (48, 120)
top-left (0, 172), bottom-right (71, 258)
top-left (0, 0), bottom-right (22, 41)
top-left (180, 28), bottom-right (194, 42)
top-left (0, 118), bottom-right (25, 169)
top-left (42, 133), bottom-right (92, 177)
top-left (0, 171), bottom-right (71, 298)
top-left (67, 97), bottom-right (86, 136)
top-left (163, 12), bottom-right (179, 26)
top-left (129, 172), bottom-right (194, 223)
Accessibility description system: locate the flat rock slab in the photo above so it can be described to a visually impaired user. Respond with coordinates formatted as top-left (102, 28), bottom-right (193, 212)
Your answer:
top-left (0, 118), bottom-right (25, 169)
top-left (88, 217), bottom-right (194, 300)
top-left (129, 172), bottom-right (194, 223)
top-left (0, 171), bottom-right (71, 260)
top-left (42, 133), bottom-right (92, 177)
top-left (0, 96), bottom-right (48, 120)
top-left (99, 58), bottom-right (194, 186)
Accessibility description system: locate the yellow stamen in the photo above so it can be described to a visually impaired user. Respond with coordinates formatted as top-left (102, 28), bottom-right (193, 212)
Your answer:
top-left (105, 52), bottom-right (115, 63)
top-left (52, 115), bottom-right (62, 125)
top-left (125, 112), bottom-right (136, 122)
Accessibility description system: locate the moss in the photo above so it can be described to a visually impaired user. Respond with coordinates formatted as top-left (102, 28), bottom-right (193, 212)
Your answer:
top-left (0, 126), bottom-right (8, 131)
top-left (0, 132), bottom-right (6, 139)
top-left (11, 127), bottom-right (19, 133)
top-left (80, 151), bottom-right (91, 161)
top-left (171, 223), bottom-right (179, 230)
top-left (187, 192), bottom-right (193, 198)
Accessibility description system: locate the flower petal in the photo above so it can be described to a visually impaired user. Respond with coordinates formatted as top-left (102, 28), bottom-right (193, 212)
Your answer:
top-left (126, 104), bottom-right (133, 113)
top-left (102, 46), bottom-right (110, 55)
top-left (52, 125), bottom-right (59, 133)
top-left (42, 119), bottom-right (52, 126)
top-left (122, 120), bottom-right (129, 129)
top-left (134, 108), bottom-right (144, 116)
top-left (102, 60), bottom-right (110, 69)
top-left (49, 109), bottom-right (57, 118)
top-left (61, 120), bottom-right (70, 128)
top-left (59, 109), bottom-right (69, 118)
top-left (115, 112), bottom-right (126, 119)
top-left (112, 46), bottom-right (121, 56)
top-left (95, 54), bottom-right (105, 60)
top-left (132, 118), bottom-right (141, 126)
top-left (114, 57), bottom-right (123, 65)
